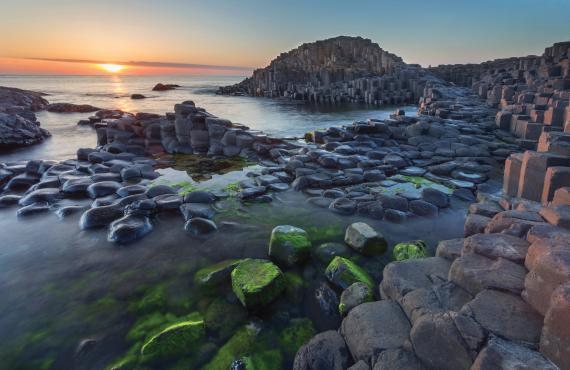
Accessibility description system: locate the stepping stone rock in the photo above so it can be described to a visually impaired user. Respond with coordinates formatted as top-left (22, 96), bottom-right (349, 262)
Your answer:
top-left (341, 301), bottom-right (411, 364)
top-left (384, 209), bottom-right (407, 223)
top-left (421, 188), bottom-right (449, 208)
top-left (463, 233), bottom-right (530, 264)
top-left (468, 202), bottom-right (503, 218)
top-left (0, 194), bottom-right (22, 207)
top-left (237, 186), bottom-right (266, 200)
top-left (62, 177), bottom-right (94, 194)
top-left (449, 254), bottom-right (527, 295)
top-left (55, 205), bottom-right (86, 218)
top-left (179, 203), bottom-right (215, 221)
top-left (411, 312), bottom-right (473, 370)
top-left (472, 336), bottom-right (558, 370)
top-left (380, 257), bottom-right (451, 301)
top-left (460, 289), bottom-right (542, 345)
top-left (108, 214), bottom-right (153, 244)
top-left (183, 190), bottom-right (216, 204)
top-left (377, 194), bottom-right (408, 212)
top-left (231, 259), bottom-right (285, 308)
top-left (329, 197), bottom-right (357, 215)
top-left (19, 188), bottom-right (61, 206)
top-left (116, 184), bottom-right (147, 198)
top-left (409, 199), bottom-right (438, 216)
top-left (146, 185), bottom-right (176, 198)
top-left (540, 205), bottom-right (570, 229)
top-left (17, 202), bottom-right (50, 217)
top-left (293, 330), bottom-right (350, 370)
top-left (268, 225), bottom-right (311, 266)
top-left (344, 222), bottom-right (387, 256)
top-left (86, 181), bottom-right (122, 199)
top-left (79, 203), bottom-right (124, 229)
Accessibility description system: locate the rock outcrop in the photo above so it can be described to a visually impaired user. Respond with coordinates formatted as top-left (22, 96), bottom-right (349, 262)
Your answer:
top-left (220, 36), bottom-right (436, 105)
top-left (0, 86), bottom-right (50, 147)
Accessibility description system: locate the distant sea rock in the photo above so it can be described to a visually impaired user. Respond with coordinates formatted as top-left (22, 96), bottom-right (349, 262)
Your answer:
top-left (0, 86), bottom-right (51, 147)
top-left (131, 94), bottom-right (146, 99)
top-left (152, 83), bottom-right (180, 91)
top-left (46, 103), bottom-right (101, 113)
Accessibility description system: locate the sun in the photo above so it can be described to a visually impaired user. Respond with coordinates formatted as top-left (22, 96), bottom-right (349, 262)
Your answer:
top-left (98, 63), bottom-right (125, 73)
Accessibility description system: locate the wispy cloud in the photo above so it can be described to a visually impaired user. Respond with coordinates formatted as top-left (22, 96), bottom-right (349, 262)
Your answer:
top-left (19, 57), bottom-right (255, 72)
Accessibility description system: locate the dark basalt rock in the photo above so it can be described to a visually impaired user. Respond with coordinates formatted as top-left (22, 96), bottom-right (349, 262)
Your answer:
top-left (0, 194), bottom-right (22, 207)
top-left (86, 181), bottom-right (122, 199)
top-left (116, 185), bottom-right (147, 198)
top-left (79, 203), bottom-right (124, 229)
top-left (152, 83), bottom-right (179, 91)
top-left (293, 330), bottom-right (350, 370)
top-left (17, 202), bottom-right (50, 217)
top-left (130, 94), bottom-right (146, 100)
top-left (108, 214), bottom-right (152, 244)
top-left (179, 203), bottom-right (215, 221)
top-left (183, 190), bottom-right (217, 204)
top-left (46, 103), bottom-right (101, 113)
top-left (184, 217), bottom-right (218, 235)
top-left (19, 188), bottom-right (62, 206)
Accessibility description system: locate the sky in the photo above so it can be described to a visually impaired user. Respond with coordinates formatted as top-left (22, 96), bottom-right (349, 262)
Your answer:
top-left (1, 0), bottom-right (569, 75)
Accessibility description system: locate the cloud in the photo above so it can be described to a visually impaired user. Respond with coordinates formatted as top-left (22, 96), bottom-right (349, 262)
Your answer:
top-left (20, 57), bottom-right (254, 72)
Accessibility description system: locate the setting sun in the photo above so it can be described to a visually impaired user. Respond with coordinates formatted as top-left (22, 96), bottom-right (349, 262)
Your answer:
top-left (98, 63), bottom-right (125, 73)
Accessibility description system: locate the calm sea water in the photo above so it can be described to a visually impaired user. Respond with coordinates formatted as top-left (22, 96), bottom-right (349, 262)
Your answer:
top-left (0, 74), bottom-right (416, 162)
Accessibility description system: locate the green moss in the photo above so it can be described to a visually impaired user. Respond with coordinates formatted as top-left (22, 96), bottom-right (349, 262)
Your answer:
top-left (338, 303), bottom-right (347, 314)
top-left (392, 240), bottom-right (428, 261)
top-left (325, 256), bottom-right (374, 290)
top-left (269, 226), bottom-right (312, 266)
top-left (243, 350), bottom-right (283, 370)
top-left (204, 298), bottom-right (248, 340)
top-left (305, 224), bottom-right (345, 244)
top-left (194, 259), bottom-right (243, 287)
top-left (127, 311), bottom-right (203, 343)
top-left (279, 318), bottom-right (315, 356)
top-left (141, 317), bottom-right (205, 359)
top-left (130, 284), bottom-right (167, 313)
top-left (231, 259), bottom-right (286, 308)
top-left (283, 272), bottom-right (304, 303)
top-left (202, 325), bottom-right (260, 370)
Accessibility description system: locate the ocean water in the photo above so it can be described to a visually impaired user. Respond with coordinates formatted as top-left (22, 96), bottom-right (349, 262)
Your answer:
top-left (0, 74), bottom-right (416, 161)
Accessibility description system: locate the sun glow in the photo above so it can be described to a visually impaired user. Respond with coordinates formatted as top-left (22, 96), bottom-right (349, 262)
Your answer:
top-left (98, 63), bottom-right (125, 73)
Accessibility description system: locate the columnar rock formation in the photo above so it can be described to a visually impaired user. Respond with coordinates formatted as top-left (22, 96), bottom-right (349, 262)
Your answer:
top-left (0, 86), bottom-right (51, 147)
top-left (220, 36), bottom-right (436, 105)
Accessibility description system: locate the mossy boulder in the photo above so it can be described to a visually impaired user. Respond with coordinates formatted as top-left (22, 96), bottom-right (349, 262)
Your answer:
top-left (325, 256), bottom-right (374, 290)
top-left (242, 349), bottom-right (284, 370)
top-left (194, 259), bottom-right (244, 287)
top-left (339, 282), bottom-right (374, 315)
top-left (279, 318), bottom-right (316, 356)
top-left (231, 259), bottom-right (286, 308)
top-left (202, 324), bottom-right (260, 370)
top-left (140, 317), bottom-right (205, 359)
top-left (313, 242), bottom-right (352, 265)
top-left (344, 222), bottom-right (387, 256)
top-left (269, 225), bottom-right (312, 266)
top-left (392, 240), bottom-right (428, 261)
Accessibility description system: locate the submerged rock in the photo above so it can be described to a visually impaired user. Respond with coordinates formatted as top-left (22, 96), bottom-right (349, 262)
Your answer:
top-left (194, 259), bottom-right (244, 287)
top-left (344, 222), bottom-right (387, 256)
top-left (16, 202), bottom-right (50, 217)
top-left (141, 317), bottom-right (205, 358)
top-left (231, 259), bottom-right (286, 308)
top-left (18, 188), bottom-right (61, 206)
top-left (184, 217), bottom-right (218, 236)
top-left (268, 225), bottom-right (312, 266)
top-left (79, 204), bottom-right (124, 229)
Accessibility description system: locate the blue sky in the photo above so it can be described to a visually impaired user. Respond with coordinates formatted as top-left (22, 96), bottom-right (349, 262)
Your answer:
top-left (1, 0), bottom-right (569, 72)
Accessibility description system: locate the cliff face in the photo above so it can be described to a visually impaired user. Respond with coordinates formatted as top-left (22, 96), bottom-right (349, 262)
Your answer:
top-left (221, 36), bottom-right (434, 105)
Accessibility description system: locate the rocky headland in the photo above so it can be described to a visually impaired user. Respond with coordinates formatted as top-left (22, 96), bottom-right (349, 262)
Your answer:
top-left (0, 37), bottom-right (570, 370)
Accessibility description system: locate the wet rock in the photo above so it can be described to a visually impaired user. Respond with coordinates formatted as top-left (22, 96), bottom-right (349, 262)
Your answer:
top-left (348, 360), bottom-right (370, 370)
top-left (435, 238), bottom-right (463, 261)
top-left (152, 83), bottom-right (179, 91)
top-left (472, 336), bottom-right (558, 370)
top-left (307, 197), bottom-right (333, 208)
top-left (79, 203), bottom-right (124, 229)
top-left (313, 242), bottom-right (351, 265)
top-left (86, 181), bottom-right (122, 199)
top-left (540, 282), bottom-right (570, 369)
top-left (384, 209), bottom-right (407, 223)
top-left (344, 222), bottom-right (387, 256)
top-left (293, 330), bottom-right (350, 370)
top-left (116, 184), bottom-right (146, 197)
top-left (453, 188), bottom-right (476, 201)
top-left (540, 205), bottom-right (570, 229)
top-left (55, 205), bottom-right (87, 218)
top-left (341, 301), bottom-right (411, 364)
top-left (312, 282), bottom-right (341, 329)
top-left (62, 177), bottom-right (94, 195)
top-left (325, 256), bottom-right (374, 290)
top-left (46, 103), bottom-right (100, 113)
top-left (411, 312), bottom-right (473, 370)
top-left (16, 202), bottom-right (50, 216)
top-left (120, 166), bottom-right (142, 181)
top-left (18, 188), bottom-right (61, 206)
top-left (421, 188), bottom-right (449, 208)
top-left (380, 257), bottom-right (451, 300)
top-left (373, 349), bottom-right (426, 370)
top-left (5, 173), bottom-right (39, 191)
top-left (184, 217), bottom-right (218, 236)
top-left (237, 186), bottom-right (266, 200)
top-left (183, 190), bottom-right (217, 204)
top-left (461, 289), bottom-right (542, 345)
top-left (376, 194), bottom-right (408, 211)
top-left (231, 259), bottom-right (286, 308)
top-left (409, 199), bottom-right (438, 216)
top-left (0, 194), bottom-right (21, 207)
top-left (179, 203), bottom-right (215, 220)
top-left (194, 259), bottom-right (243, 287)
top-left (464, 214), bottom-right (491, 237)
top-left (108, 214), bottom-right (153, 244)
top-left (269, 225), bottom-right (312, 266)
top-left (145, 185), bottom-right (177, 198)
top-left (339, 282), bottom-right (373, 316)
top-left (449, 254), bottom-right (527, 295)
top-left (468, 202), bottom-right (504, 218)
top-left (329, 197), bottom-right (357, 215)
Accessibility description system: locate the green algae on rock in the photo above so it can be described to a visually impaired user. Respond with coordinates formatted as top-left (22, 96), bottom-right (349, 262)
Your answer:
top-left (392, 240), bottom-right (428, 261)
top-left (344, 222), bottom-right (387, 256)
top-left (202, 324), bottom-right (261, 370)
top-left (140, 317), bottom-right (205, 359)
top-left (242, 349), bottom-right (284, 370)
top-left (194, 259), bottom-right (245, 287)
top-left (269, 225), bottom-right (312, 266)
top-left (279, 318), bottom-right (315, 356)
top-left (338, 282), bottom-right (374, 315)
top-left (231, 259), bottom-right (286, 308)
top-left (325, 256), bottom-right (374, 290)
top-left (204, 298), bottom-right (248, 341)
